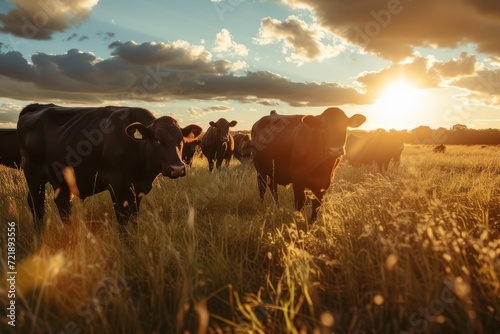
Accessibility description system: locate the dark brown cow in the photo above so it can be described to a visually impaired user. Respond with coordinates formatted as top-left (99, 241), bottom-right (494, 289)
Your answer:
top-left (0, 129), bottom-right (21, 169)
top-left (433, 144), bottom-right (446, 153)
top-left (345, 133), bottom-right (404, 171)
top-left (200, 118), bottom-right (237, 171)
top-left (182, 139), bottom-right (201, 167)
top-left (233, 133), bottom-right (252, 162)
top-left (17, 103), bottom-right (202, 237)
top-left (251, 108), bottom-right (366, 221)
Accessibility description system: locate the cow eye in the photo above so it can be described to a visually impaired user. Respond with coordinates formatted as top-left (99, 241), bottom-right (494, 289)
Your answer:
top-left (154, 138), bottom-right (161, 145)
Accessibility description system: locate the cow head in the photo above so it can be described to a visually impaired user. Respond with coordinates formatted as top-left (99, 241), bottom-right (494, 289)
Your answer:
top-left (239, 134), bottom-right (252, 158)
top-left (301, 107), bottom-right (366, 158)
top-left (125, 117), bottom-right (203, 178)
top-left (182, 139), bottom-right (202, 166)
top-left (209, 118), bottom-right (237, 143)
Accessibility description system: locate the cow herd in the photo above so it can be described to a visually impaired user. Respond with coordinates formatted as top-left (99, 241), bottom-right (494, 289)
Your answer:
top-left (0, 103), bottom-right (406, 240)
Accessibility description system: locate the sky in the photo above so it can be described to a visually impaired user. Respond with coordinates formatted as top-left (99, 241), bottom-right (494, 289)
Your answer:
top-left (0, 0), bottom-right (499, 131)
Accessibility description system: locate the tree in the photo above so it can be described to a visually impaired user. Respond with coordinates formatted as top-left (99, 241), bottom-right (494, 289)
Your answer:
top-left (452, 124), bottom-right (468, 131)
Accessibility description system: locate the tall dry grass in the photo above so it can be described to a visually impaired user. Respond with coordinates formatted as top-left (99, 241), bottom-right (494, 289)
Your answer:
top-left (0, 145), bottom-right (499, 333)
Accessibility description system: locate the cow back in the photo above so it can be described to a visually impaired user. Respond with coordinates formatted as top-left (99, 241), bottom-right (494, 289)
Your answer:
top-left (233, 133), bottom-right (252, 161)
top-left (251, 113), bottom-right (303, 185)
top-left (346, 133), bottom-right (404, 167)
top-left (17, 104), bottom-right (158, 198)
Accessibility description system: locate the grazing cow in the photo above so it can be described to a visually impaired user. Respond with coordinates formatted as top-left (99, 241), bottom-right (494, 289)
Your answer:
top-left (200, 118), bottom-right (237, 171)
top-left (17, 103), bottom-right (202, 237)
top-left (433, 144), bottom-right (446, 153)
top-left (0, 129), bottom-right (21, 169)
top-left (182, 139), bottom-right (202, 167)
top-left (233, 133), bottom-right (252, 162)
top-left (251, 108), bottom-right (366, 221)
top-left (345, 133), bottom-right (404, 171)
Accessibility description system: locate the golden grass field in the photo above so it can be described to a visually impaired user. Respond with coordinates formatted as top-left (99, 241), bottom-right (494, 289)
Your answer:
top-left (1, 145), bottom-right (499, 333)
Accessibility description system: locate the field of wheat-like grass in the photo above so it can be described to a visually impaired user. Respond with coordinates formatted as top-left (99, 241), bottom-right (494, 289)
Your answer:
top-left (1, 145), bottom-right (499, 333)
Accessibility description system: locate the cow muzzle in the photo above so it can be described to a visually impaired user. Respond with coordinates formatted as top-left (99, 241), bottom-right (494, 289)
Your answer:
top-left (328, 146), bottom-right (345, 157)
top-left (163, 164), bottom-right (186, 178)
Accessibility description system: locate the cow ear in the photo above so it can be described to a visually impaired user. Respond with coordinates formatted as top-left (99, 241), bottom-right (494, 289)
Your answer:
top-left (182, 124), bottom-right (203, 141)
top-left (302, 115), bottom-right (321, 129)
top-left (209, 121), bottom-right (216, 127)
top-left (348, 114), bottom-right (366, 128)
top-left (125, 122), bottom-right (151, 141)
top-left (229, 120), bottom-right (237, 127)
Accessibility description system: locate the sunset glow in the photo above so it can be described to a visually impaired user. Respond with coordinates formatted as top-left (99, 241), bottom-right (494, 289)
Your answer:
top-left (375, 80), bottom-right (427, 129)
top-left (0, 1), bottom-right (498, 129)
top-left (1, 1), bottom-right (500, 332)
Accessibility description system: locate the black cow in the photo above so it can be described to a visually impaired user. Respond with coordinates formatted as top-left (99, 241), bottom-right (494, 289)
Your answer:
top-left (200, 118), bottom-right (237, 171)
top-left (345, 133), bottom-right (404, 171)
top-left (17, 103), bottom-right (202, 237)
top-left (182, 139), bottom-right (201, 167)
top-left (0, 129), bottom-right (21, 169)
top-left (251, 108), bottom-right (366, 221)
top-left (433, 144), bottom-right (446, 153)
top-left (233, 133), bottom-right (252, 162)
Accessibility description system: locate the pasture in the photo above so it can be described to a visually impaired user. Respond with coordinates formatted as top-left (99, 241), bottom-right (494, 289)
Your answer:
top-left (0, 145), bottom-right (499, 333)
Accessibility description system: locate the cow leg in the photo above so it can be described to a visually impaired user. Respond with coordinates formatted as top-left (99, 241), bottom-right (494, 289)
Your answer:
top-left (310, 191), bottom-right (324, 222)
top-left (270, 178), bottom-right (278, 203)
top-left (216, 156), bottom-right (223, 170)
top-left (377, 162), bottom-right (383, 173)
top-left (208, 159), bottom-right (214, 172)
top-left (257, 173), bottom-right (267, 200)
top-left (53, 186), bottom-right (72, 224)
top-left (293, 183), bottom-right (306, 212)
top-left (115, 194), bottom-right (137, 222)
top-left (109, 184), bottom-right (139, 241)
top-left (311, 198), bottom-right (321, 222)
top-left (24, 167), bottom-right (46, 235)
top-left (393, 156), bottom-right (401, 168)
top-left (383, 161), bottom-right (389, 172)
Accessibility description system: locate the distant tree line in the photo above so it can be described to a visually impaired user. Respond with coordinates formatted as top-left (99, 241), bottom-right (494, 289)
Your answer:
top-left (349, 124), bottom-right (500, 145)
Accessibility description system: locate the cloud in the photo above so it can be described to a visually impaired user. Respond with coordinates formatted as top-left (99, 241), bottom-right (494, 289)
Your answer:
top-left (188, 105), bottom-right (234, 118)
top-left (183, 71), bottom-right (372, 106)
top-left (0, 102), bottom-right (22, 125)
top-left (356, 56), bottom-right (441, 95)
top-left (431, 52), bottom-right (478, 78)
top-left (109, 40), bottom-right (230, 74)
top-left (450, 69), bottom-right (500, 103)
top-left (97, 31), bottom-right (115, 41)
top-left (254, 15), bottom-right (343, 65)
top-left (354, 53), bottom-right (500, 106)
top-left (230, 60), bottom-right (248, 72)
top-left (0, 41), bottom-right (370, 106)
top-left (63, 32), bottom-right (89, 42)
top-left (0, 0), bottom-right (99, 40)
top-left (280, 0), bottom-right (500, 59)
top-left (212, 29), bottom-right (249, 58)
top-left (0, 51), bottom-right (36, 81)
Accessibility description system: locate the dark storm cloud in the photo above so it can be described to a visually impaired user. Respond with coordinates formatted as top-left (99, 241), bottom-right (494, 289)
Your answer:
top-left (0, 41), bottom-right (370, 106)
top-left (280, 0), bottom-right (500, 60)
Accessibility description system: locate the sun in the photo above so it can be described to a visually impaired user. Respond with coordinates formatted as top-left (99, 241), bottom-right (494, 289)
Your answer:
top-left (374, 79), bottom-right (425, 129)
